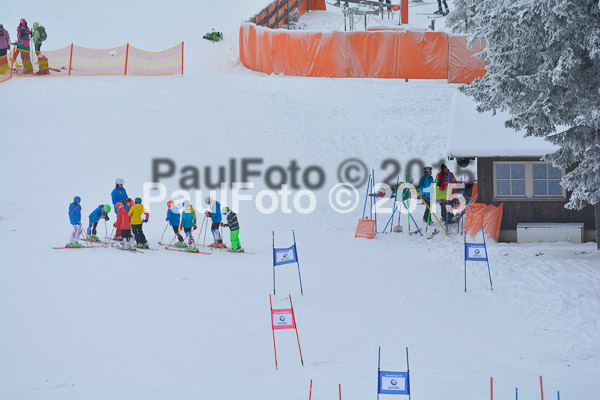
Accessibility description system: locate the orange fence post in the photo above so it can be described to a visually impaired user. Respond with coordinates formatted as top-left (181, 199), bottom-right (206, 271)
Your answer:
top-left (68, 43), bottom-right (73, 76)
top-left (401, 0), bottom-right (408, 24)
top-left (124, 43), bottom-right (129, 75)
top-left (181, 41), bottom-right (184, 74)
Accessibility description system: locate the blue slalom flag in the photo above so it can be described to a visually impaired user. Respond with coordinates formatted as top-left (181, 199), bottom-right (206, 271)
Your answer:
top-left (464, 242), bottom-right (488, 261)
top-left (378, 371), bottom-right (410, 395)
top-left (273, 244), bottom-right (298, 266)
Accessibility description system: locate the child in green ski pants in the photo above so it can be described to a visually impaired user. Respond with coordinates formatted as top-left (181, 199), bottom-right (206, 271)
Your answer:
top-left (221, 207), bottom-right (243, 252)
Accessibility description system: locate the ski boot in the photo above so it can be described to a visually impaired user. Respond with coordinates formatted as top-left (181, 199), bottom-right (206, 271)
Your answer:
top-left (66, 242), bottom-right (82, 248)
top-left (433, 9), bottom-right (443, 15)
top-left (175, 241), bottom-right (187, 248)
top-left (89, 235), bottom-right (100, 241)
top-left (209, 242), bottom-right (219, 248)
top-left (113, 235), bottom-right (123, 241)
top-left (186, 246), bottom-right (198, 252)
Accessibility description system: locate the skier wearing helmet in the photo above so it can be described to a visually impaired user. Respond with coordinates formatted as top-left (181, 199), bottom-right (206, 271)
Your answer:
top-left (128, 197), bottom-right (148, 248)
top-left (67, 196), bottom-right (83, 248)
top-left (180, 200), bottom-right (197, 251)
top-left (111, 178), bottom-right (128, 239)
top-left (165, 200), bottom-right (185, 246)
top-left (204, 196), bottom-right (224, 248)
top-left (16, 18), bottom-right (33, 74)
top-left (87, 204), bottom-right (111, 241)
top-left (0, 24), bottom-right (10, 75)
top-left (221, 206), bottom-right (243, 252)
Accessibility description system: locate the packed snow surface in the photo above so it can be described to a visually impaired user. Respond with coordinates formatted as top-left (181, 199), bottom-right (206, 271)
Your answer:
top-left (1, 1), bottom-right (598, 399)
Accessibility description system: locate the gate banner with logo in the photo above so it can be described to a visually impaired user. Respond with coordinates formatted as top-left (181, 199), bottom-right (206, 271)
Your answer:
top-left (272, 230), bottom-right (304, 296)
top-left (464, 222), bottom-right (493, 292)
top-left (377, 346), bottom-right (411, 399)
top-left (270, 294), bottom-right (304, 369)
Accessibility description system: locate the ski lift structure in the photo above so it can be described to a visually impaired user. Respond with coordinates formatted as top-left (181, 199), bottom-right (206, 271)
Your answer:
top-left (329, 0), bottom-right (396, 31)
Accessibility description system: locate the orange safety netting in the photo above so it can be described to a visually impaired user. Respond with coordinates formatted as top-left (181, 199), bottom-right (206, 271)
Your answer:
top-left (0, 54), bottom-right (11, 82)
top-left (127, 43), bottom-right (184, 76)
top-left (252, 0), bottom-right (326, 28)
top-left (1, 42), bottom-right (184, 81)
top-left (466, 203), bottom-right (504, 242)
top-left (71, 45), bottom-right (128, 76)
top-left (12, 46), bottom-right (71, 77)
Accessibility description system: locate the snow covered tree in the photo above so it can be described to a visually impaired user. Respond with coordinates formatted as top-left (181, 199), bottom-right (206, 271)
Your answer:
top-left (447, 0), bottom-right (600, 248)
top-left (445, 0), bottom-right (477, 33)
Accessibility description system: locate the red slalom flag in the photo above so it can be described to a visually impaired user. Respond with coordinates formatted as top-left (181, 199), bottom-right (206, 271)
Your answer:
top-left (270, 294), bottom-right (304, 369)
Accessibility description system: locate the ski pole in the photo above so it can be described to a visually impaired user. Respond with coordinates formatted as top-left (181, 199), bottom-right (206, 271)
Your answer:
top-left (417, 192), bottom-right (449, 237)
top-left (202, 214), bottom-right (209, 248)
top-left (159, 221), bottom-right (169, 244)
top-left (80, 225), bottom-right (96, 251)
top-left (106, 224), bottom-right (115, 248)
top-left (195, 215), bottom-right (207, 243)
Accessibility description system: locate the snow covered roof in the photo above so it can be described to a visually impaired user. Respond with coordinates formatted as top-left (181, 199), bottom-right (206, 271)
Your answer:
top-left (447, 92), bottom-right (559, 158)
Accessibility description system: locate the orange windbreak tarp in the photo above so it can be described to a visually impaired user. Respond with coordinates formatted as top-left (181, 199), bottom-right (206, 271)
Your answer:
top-left (465, 203), bottom-right (486, 237)
top-left (448, 35), bottom-right (486, 83)
top-left (355, 219), bottom-right (376, 239)
top-left (400, 31), bottom-right (448, 79)
top-left (128, 43), bottom-right (183, 76)
top-left (347, 31), bottom-right (398, 78)
top-left (483, 203), bottom-right (503, 242)
top-left (240, 25), bottom-right (465, 80)
top-left (307, 31), bottom-right (348, 77)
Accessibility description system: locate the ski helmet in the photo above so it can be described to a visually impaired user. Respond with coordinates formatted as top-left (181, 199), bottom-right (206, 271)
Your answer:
top-left (205, 196), bottom-right (212, 204)
top-left (115, 203), bottom-right (124, 211)
top-left (167, 200), bottom-right (175, 208)
top-left (135, 197), bottom-right (142, 204)
top-left (73, 196), bottom-right (81, 203)
top-left (128, 199), bottom-right (135, 206)
top-left (0, 25), bottom-right (4, 30)
top-left (222, 206), bottom-right (230, 214)
top-left (182, 200), bottom-right (190, 208)
top-left (103, 204), bottom-right (111, 213)
top-left (20, 18), bottom-right (27, 25)
top-left (115, 178), bottom-right (125, 185)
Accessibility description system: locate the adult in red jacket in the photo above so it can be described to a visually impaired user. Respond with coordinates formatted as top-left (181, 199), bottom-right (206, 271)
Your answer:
top-left (436, 164), bottom-right (457, 223)
top-left (114, 203), bottom-right (133, 248)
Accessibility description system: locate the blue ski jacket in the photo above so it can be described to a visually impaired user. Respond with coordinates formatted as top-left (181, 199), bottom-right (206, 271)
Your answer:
top-left (181, 209), bottom-right (196, 228)
top-left (111, 186), bottom-right (128, 211)
top-left (419, 175), bottom-right (434, 199)
top-left (208, 201), bottom-right (222, 223)
top-left (166, 207), bottom-right (181, 226)
top-left (89, 205), bottom-right (109, 223)
top-left (69, 202), bottom-right (81, 225)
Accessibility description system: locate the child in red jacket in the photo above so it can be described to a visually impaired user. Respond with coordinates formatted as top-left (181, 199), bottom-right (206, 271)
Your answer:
top-left (114, 202), bottom-right (133, 249)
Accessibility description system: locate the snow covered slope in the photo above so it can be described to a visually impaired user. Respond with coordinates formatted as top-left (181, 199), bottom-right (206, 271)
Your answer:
top-left (0, 1), bottom-right (599, 399)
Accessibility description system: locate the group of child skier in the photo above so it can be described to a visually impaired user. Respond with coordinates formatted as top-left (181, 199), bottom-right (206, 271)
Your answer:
top-left (66, 178), bottom-right (243, 252)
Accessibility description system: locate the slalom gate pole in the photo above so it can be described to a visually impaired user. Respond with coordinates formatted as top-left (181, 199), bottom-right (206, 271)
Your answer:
top-left (557, 391), bottom-right (560, 400)
top-left (491, 377), bottom-right (493, 400)
top-left (309, 379), bottom-right (312, 400)
top-left (389, 176), bottom-right (400, 232)
top-left (406, 175), bottom-right (410, 232)
top-left (362, 173), bottom-right (371, 219)
top-left (464, 222), bottom-right (468, 292)
top-left (270, 295), bottom-right (278, 369)
top-left (377, 346), bottom-right (381, 400)
top-left (339, 384), bottom-right (342, 400)
top-left (406, 347), bottom-right (411, 400)
top-left (293, 230), bottom-right (304, 295)
top-left (383, 202), bottom-right (399, 233)
top-left (401, 200), bottom-right (422, 236)
top-left (160, 222), bottom-right (169, 244)
top-left (482, 223), bottom-right (493, 290)
top-left (540, 376), bottom-right (544, 400)
top-left (370, 170), bottom-right (374, 219)
top-left (516, 387), bottom-right (518, 400)
top-left (273, 231), bottom-right (276, 295)
top-left (417, 192), bottom-right (448, 236)
top-left (195, 215), bottom-right (207, 244)
top-left (373, 170), bottom-right (377, 232)
top-left (289, 294), bottom-right (304, 366)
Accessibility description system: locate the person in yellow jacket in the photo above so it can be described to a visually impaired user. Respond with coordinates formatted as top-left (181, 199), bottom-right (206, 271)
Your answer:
top-left (128, 197), bottom-right (149, 248)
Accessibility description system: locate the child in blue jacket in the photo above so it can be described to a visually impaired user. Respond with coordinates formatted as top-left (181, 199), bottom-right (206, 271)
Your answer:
top-left (180, 200), bottom-right (197, 250)
top-left (204, 196), bottom-right (224, 248)
top-left (166, 200), bottom-right (185, 246)
top-left (87, 204), bottom-right (111, 240)
top-left (67, 196), bottom-right (82, 248)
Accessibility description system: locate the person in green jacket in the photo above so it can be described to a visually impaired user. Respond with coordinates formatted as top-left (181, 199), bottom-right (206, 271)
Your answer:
top-left (31, 22), bottom-right (46, 54)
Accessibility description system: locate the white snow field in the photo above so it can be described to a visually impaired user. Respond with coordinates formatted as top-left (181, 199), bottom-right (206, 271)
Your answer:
top-left (1, 1), bottom-right (599, 399)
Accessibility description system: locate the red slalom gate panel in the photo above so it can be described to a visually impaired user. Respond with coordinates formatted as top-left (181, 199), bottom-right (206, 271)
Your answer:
top-left (355, 219), bottom-right (375, 239)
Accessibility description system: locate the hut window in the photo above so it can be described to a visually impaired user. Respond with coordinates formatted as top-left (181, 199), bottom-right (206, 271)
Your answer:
top-left (494, 161), bottom-right (565, 199)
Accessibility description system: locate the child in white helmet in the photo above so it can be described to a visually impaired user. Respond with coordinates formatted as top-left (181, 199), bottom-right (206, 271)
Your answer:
top-left (204, 196), bottom-right (224, 248)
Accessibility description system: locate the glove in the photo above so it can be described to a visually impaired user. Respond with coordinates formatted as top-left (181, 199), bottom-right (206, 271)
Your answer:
top-left (179, 225), bottom-right (183, 231)
top-left (105, 216), bottom-right (110, 221)
top-left (193, 224), bottom-right (197, 230)
top-left (113, 223), bottom-right (117, 228)
top-left (220, 222), bottom-right (224, 227)
top-left (205, 212), bottom-right (211, 217)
